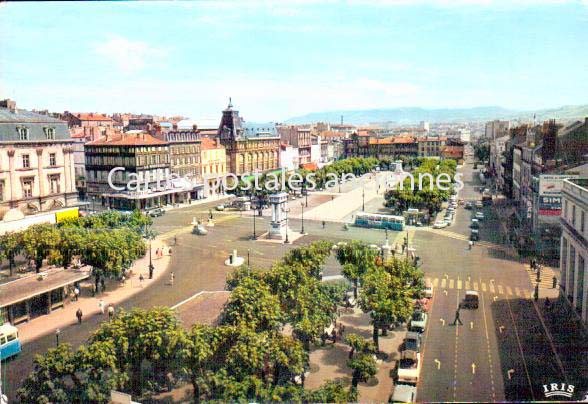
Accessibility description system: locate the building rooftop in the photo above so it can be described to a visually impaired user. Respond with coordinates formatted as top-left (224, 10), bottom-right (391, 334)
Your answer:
top-left (0, 107), bottom-right (64, 124)
top-left (201, 137), bottom-right (224, 150)
top-left (242, 122), bottom-right (279, 138)
top-left (72, 113), bottom-right (113, 122)
top-left (86, 132), bottom-right (167, 146)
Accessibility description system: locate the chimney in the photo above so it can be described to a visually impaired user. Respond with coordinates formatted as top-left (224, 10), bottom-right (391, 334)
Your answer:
top-left (0, 99), bottom-right (16, 113)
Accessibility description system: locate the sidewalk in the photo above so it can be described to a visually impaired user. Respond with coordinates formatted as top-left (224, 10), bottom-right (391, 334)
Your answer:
top-left (16, 238), bottom-right (172, 344)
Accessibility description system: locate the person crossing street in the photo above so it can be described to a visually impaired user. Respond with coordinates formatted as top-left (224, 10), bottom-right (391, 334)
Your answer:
top-left (452, 307), bottom-right (463, 325)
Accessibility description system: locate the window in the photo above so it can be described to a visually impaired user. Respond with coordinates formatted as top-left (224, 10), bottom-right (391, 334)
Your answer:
top-left (22, 154), bottom-right (30, 168)
top-left (0, 181), bottom-right (4, 202)
top-left (44, 127), bottom-right (56, 140)
top-left (49, 174), bottom-right (61, 194)
top-left (17, 127), bottom-right (29, 140)
top-left (582, 211), bottom-right (585, 234)
top-left (49, 153), bottom-right (56, 166)
top-left (572, 205), bottom-right (576, 226)
top-left (22, 178), bottom-right (34, 198)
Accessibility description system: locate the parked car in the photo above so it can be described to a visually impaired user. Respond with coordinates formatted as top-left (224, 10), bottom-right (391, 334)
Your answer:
top-left (423, 279), bottom-right (433, 298)
top-left (462, 290), bottom-right (480, 309)
top-left (465, 201), bottom-right (473, 210)
top-left (475, 201), bottom-right (483, 209)
top-left (215, 204), bottom-right (225, 211)
top-left (470, 218), bottom-right (480, 229)
top-left (433, 221), bottom-right (447, 229)
top-left (475, 212), bottom-right (485, 220)
top-left (409, 310), bottom-right (428, 333)
top-left (390, 384), bottom-right (417, 403)
top-left (397, 350), bottom-right (422, 384)
top-left (403, 331), bottom-right (422, 353)
top-left (147, 208), bottom-right (165, 217)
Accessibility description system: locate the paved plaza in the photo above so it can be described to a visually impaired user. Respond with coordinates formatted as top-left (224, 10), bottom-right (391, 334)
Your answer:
top-left (4, 162), bottom-right (588, 403)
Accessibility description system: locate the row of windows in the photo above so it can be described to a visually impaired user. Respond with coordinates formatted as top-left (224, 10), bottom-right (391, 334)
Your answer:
top-left (171, 145), bottom-right (199, 155)
top-left (15, 127), bottom-right (57, 141)
top-left (17, 153), bottom-right (58, 168)
top-left (172, 156), bottom-right (200, 166)
top-left (0, 174), bottom-right (62, 200)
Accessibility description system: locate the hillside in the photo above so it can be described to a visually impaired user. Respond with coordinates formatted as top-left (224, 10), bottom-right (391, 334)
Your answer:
top-left (285, 105), bottom-right (588, 125)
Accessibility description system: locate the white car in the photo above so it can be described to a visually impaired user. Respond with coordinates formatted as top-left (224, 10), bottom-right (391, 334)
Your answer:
top-left (475, 212), bottom-right (485, 220)
top-left (433, 221), bottom-right (447, 229)
top-left (424, 280), bottom-right (433, 298)
top-left (475, 201), bottom-right (483, 209)
top-left (397, 350), bottom-right (422, 384)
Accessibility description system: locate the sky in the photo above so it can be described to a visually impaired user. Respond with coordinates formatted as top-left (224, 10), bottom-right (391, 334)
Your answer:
top-left (1, 0), bottom-right (587, 121)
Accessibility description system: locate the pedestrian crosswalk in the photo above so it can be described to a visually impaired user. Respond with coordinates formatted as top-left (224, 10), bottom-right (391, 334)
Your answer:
top-left (425, 277), bottom-right (533, 299)
top-left (420, 227), bottom-right (510, 251)
top-left (524, 263), bottom-right (560, 289)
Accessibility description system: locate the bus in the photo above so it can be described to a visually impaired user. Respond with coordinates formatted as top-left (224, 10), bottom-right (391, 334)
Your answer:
top-left (354, 212), bottom-right (405, 231)
top-left (0, 323), bottom-right (21, 361)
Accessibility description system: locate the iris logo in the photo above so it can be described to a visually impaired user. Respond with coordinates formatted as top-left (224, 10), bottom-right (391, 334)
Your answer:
top-left (542, 382), bottom-right (574, 399)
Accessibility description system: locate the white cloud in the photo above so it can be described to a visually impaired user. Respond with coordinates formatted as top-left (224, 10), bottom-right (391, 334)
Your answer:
top-left (94, 36), bottom-right (166, 73)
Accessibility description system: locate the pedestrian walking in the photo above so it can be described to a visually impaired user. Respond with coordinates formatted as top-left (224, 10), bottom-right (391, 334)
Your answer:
top-left (98, 299), bottom-right (105, 315)
top-left (76, 308), bottom-right (83, 324)
top-left (73, 287), bottom-right (80, 302)
top-left (544, 297), bottom-right (551, 309)
top-left (468, 240), bottom-right (473, 250)
top-left (322, 221), bottom-right (326, 229)
top-left (169, 272), bottom-right (175, 286)
top-left (552, 276), bottom-right (557, 289)
top-left (155, 248), bottom-right (160, 258)
top-left (452, 308), bottom-right (463, 325)
top-left (168, 247), bottom-right (172, 255)
top-left (174, 235), bottom-right (177, 246)
top-left (100, 278), bottom-right (106, 292)
top-left (108, 305), bottom-right (115, 320)
top-left (139, 273), bottom-right (145, 287)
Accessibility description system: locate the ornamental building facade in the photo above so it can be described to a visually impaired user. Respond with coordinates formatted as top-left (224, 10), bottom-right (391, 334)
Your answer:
top-left (218, 101), bottom-right (280, 176)
top-left (0, 99), bottom-right (78, 220)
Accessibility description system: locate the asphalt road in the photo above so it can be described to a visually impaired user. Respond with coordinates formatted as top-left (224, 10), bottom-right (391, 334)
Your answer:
top-left (414, 158), bottom-right (587, 402)
top-left (4, 190), bottom-right (394, 401)
top-left (6, 162), bottom-right (587, 402)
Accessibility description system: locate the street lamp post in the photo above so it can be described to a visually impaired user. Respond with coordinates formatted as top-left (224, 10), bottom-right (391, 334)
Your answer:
top-left (247, 249), bottom-right (250, 266)
top-left (55, 328), bottom-right (60, 347)
top-left (300, 202), bottom-right (305, 234)
top-left (92, 196), bottom-right (96, 213)
top-left (362, 187), bottom-right (365, 212)
top-left (284, 207), bottom-right (290, 244)
top-left (304, 185), bottom-right (308, 208)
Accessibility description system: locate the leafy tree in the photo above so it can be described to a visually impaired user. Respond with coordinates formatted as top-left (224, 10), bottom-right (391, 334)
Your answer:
top-left (56, 227), bottom-right (88, 268)
top-left (303, 380), bottom-right (358, 403)
top-left (89, 307), bottom-right (187, 397)
top-left (348, 352), bottom-right (377, 388)
top-left (345, 333), bottom-right (375, 359)
top-left (335, 241), bottom-right (378, 299)
top-left (474, 144), bottom-right (490, 162)
top-left (0, 231), bottom-right (23, 276)
top-left (281, 240), bottom-right (332, 279)
top-left (220, 277), bottom-right (283, 333)
top-left (22, 223), bottom-right (61, 272)
top-left (359, 267), bottom-right (396, 351)
top-left (17, 343), bottom-right (79, 403)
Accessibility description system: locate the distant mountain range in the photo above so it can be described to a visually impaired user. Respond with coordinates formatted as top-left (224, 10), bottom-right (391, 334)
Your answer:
top-left (285, 105), bottom-right (588, 125)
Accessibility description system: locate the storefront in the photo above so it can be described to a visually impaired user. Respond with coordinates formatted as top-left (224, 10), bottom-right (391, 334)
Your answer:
top-left (0, 268), bottom-right (90, 325)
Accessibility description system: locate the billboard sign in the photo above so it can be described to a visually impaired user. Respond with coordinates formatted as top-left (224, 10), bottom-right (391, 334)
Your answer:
top-left (538, 174), bottom-right (578, 216)
top-left (539, 174), bottom-right (578, 196)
